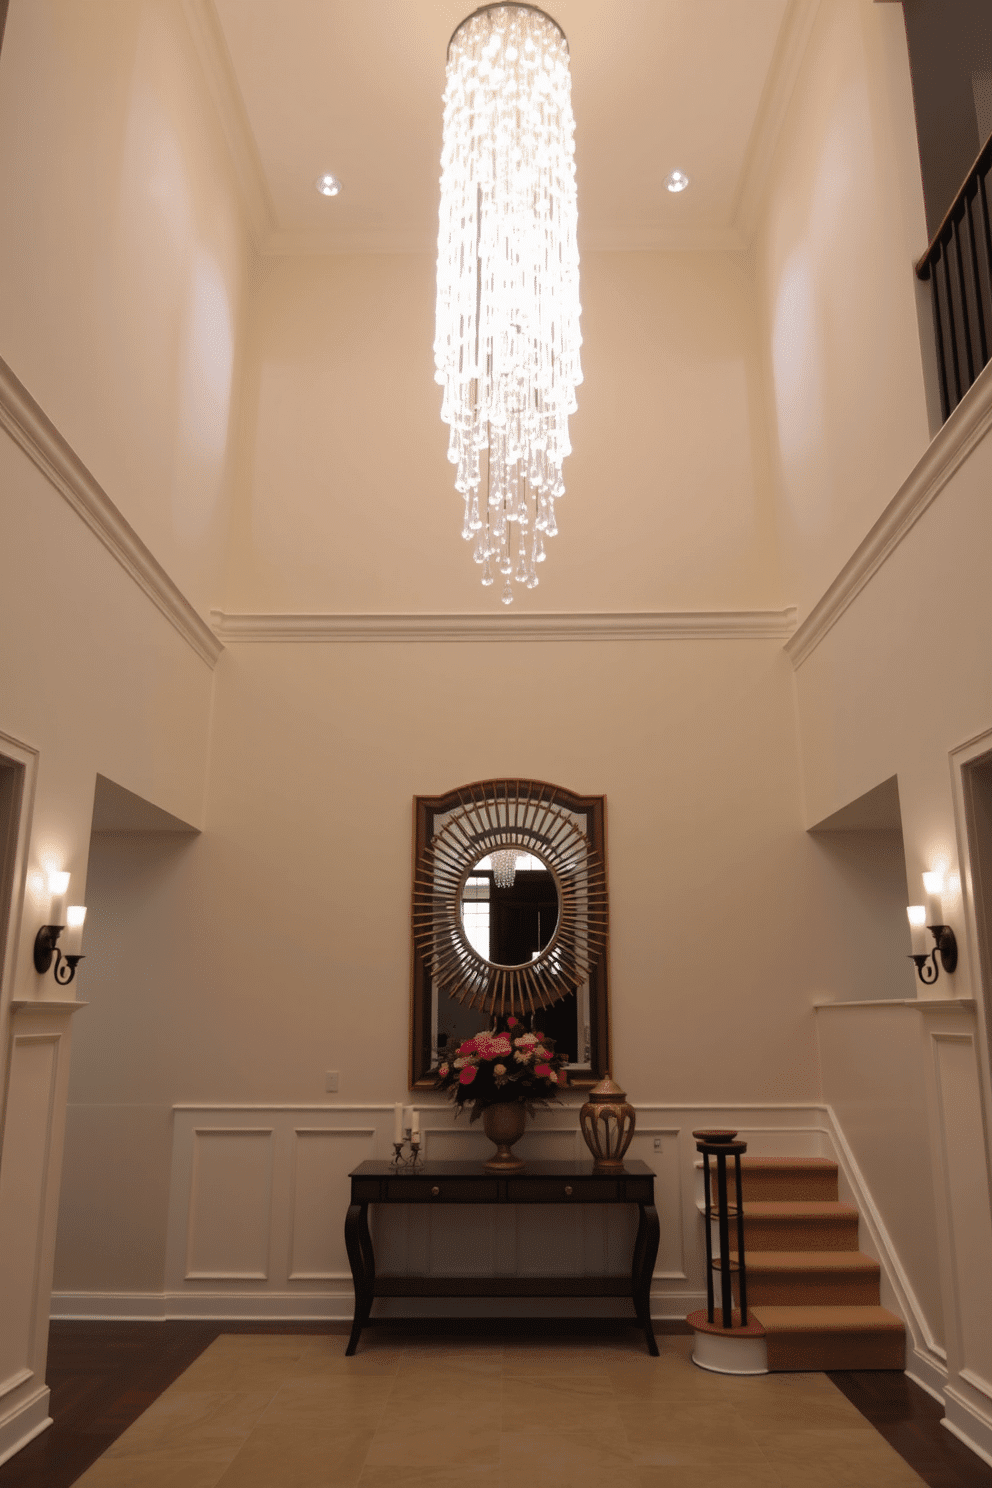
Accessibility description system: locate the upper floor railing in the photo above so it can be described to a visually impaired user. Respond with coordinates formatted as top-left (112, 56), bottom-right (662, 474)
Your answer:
top-left (916, 133), bottom-right (992, 422)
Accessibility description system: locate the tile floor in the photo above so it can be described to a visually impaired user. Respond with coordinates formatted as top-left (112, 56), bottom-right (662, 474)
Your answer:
top-left (70, 1331), bottom-right (929, 1488)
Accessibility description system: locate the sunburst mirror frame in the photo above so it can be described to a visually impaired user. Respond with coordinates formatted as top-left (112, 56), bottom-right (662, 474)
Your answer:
top-left (410, 779), bottom-right (610, 1090)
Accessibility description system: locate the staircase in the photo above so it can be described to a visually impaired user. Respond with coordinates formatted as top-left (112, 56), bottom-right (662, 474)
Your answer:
top-left (733, 1157), bottom-right (905, 1371)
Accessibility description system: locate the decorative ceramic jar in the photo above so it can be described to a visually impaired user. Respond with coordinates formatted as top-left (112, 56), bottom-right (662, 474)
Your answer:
top-left (580, 1075), bottom-right (635, 1170)
top-left (482, 1102), bottom-right (527, 1172)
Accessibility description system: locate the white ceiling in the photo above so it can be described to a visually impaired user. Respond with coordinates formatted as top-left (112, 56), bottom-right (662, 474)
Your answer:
top-left (184, 0), bottom-right (819, 254)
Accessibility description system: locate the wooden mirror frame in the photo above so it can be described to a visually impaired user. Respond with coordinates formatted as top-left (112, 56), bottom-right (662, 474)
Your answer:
top-left (409, 779), bottom-right (610, 1090)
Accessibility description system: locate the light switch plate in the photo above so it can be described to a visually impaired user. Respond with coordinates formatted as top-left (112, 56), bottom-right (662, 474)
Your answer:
top-left (653, 1137), bottom-right (662, 1150)
top-left (325, 1071), bottom-right (339, 1093)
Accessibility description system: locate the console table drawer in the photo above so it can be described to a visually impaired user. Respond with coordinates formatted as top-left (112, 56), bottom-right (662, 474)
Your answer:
top-left (506, 1177), bottom-right (621, 1203)
top-left (384, 1178), bottom-right (500, 1203)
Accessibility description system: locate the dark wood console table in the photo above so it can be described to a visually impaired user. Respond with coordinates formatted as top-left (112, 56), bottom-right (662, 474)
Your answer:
top-left (344, 1158), bottom-right (660, 1356)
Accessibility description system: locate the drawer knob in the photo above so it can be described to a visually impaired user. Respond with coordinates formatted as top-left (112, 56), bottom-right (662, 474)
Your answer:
top-left (564, 1185), bottom-right (573, 1196)
top-left (431, 1186), bottom-right (441, 1197)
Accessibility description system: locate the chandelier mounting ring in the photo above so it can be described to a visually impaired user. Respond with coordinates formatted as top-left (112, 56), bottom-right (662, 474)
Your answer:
top-left (447, 3), bottom-right (568, 57)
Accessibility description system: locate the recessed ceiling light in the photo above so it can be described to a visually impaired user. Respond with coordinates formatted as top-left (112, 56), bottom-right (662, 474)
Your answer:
top-left (665, 170), bottom-right (690, 194)
top-left (316, 174), bottom-right (342, 197)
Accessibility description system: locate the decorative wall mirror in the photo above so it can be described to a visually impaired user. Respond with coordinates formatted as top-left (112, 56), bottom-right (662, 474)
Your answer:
top-left (410, 779), bottom-right (609, 1090)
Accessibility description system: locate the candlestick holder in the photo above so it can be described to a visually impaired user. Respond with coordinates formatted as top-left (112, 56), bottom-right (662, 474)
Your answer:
top-left (390, 1140), bottom-right (423, 1167)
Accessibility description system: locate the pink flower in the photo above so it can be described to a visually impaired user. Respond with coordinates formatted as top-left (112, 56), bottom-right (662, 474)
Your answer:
top-left (507, 1017), bottom-right (519, 1027)
top-left (476, 1033), bottom-right (512, 1059)
top-left (438, 1065), bottom-right (449, 1078)
top-left (534, 1063), bottom-right (552, 1077)
top-left (458, 1039), bottom-right (477, 1056)
top-left (459, 1066), bottom-right (477, 1085)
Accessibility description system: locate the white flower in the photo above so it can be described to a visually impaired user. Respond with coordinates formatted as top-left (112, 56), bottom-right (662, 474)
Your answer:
top-left (513, 1050), bottom-right (527, 1063)
top-left (453, 1058), bottom-right (467, 1069)
top-left (494, 1064), bottom-right (507, 1077)
top-left (549, 1071), bottom-right (558, 1083)
top-left (517, 1033), bottom-right (538, 1046)
top-left (533, 1046), bottom-right (549, 1059)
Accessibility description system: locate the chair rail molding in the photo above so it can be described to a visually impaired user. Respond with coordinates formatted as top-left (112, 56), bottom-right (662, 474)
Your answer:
top-left (0, 358), bottom-right (222, 668)
top-left (786, 357), bottom-right (992, 669)
top-left (209, 608), bottom-right (798, 645)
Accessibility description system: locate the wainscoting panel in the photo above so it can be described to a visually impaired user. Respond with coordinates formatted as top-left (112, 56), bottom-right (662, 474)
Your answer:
top-left (186, 1128), bottom-right (274, 1280)
top-left (147, 1103), bottom-right (832, 1320)
top-left (288, 1128), bottom-right (374, 1280)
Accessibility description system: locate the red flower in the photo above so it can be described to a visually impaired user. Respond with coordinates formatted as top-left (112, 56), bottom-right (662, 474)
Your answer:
top-left (534, 1063), bottom-right (552, 1077)
top-left (476, 1033), bottom-right (512, 1059)
top-left (459, 1066), bottom-right (477, 1085)
top-left (458, 1039), bottom-right (477, 1055)
top-left (507, 1016), bottom-right (519, 1027)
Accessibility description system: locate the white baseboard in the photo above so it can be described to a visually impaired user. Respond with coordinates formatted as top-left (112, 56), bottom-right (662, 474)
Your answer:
top-left (942, 1385), bottom-right (992, 1468)
top-left (0, 1387), bottom-right (52, 1469)
top-left (906, 1345), bottom-right (950, 1403)
top-left (52, 1289), bottom-right (702, 1324)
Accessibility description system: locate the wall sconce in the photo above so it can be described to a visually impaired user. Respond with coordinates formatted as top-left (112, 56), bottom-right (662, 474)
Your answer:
top-left (907, 871), bottom-right (957, 985)
top-left (34, 870), bottom-right (86, 985)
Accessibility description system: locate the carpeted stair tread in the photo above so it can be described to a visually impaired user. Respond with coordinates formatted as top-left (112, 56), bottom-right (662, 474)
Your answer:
top-left (735, 1249), bottom-right (880, 1306)
top-left (742, 1201), bottom-right (860, 1252)
top-left (744, 1201), bottom-right (858, 1217)
top-left (751, 1305), bottom-right (906, 1370)
top-left (738, 1157), bottom-right (838, 1201)
top-left (741, 1250), bottom-right (878, 1273)
top-left (751, 1305), bottom-right (903, 1333)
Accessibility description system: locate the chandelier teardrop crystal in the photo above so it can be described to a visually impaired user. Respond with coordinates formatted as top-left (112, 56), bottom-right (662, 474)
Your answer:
top-left (435, 4), bottom-right (581, 605)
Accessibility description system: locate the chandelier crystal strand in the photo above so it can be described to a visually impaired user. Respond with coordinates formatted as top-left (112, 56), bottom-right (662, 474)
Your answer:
top-left (435, 4), bottom-right (581, 604)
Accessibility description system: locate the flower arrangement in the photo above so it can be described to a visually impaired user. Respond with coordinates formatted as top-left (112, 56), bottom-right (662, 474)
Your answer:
top-left (434, 1015), bottom-right (568, 1121)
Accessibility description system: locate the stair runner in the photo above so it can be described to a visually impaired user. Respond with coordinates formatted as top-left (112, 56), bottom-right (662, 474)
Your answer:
top-left (730, 1157), bottom-right (905, 1371)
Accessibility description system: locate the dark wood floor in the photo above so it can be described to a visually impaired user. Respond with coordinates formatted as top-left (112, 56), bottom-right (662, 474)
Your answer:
top-left (0, 1320), bottom-right (989, 1488)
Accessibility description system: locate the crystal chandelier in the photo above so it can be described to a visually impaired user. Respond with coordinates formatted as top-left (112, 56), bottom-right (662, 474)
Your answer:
top-left (491, 850), bottom-right (519, 888)
top-left (435, 4), bottom-right (581, 606)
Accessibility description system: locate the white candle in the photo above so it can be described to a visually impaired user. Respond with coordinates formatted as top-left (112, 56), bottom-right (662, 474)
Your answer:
top-left (403, 1105), bottom-right (414, 1137)
top-left (63, 905), bottom-right (86, 955)
top-left (923, 872), bottom-right (944, 927)
top-left (48, 870), bottom-right (70, 928)
top-left (907, 905), bottom-right (927, 956)
top-left (393, 1103), bottom-right (404, 1144)
top-left (410, 1108), bottom-right (420, 1141)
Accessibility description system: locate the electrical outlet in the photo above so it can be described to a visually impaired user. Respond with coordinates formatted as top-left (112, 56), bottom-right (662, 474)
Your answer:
top-left (325, 1071), bottom-right (339, 1093)
top-left (653, 1137), bottom-right (662, 1150)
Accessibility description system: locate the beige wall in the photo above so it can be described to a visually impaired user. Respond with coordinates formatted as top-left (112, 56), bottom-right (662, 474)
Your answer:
top-left (0, 0), bottom-right (250, 616)
top-left (226, 248), bottom-right (781, 614)
top-left (755, 0), bottom-right (932, 622)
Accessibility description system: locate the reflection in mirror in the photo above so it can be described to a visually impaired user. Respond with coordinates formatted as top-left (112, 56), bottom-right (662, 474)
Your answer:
top-left (459, 852), bottom-right (559, 966)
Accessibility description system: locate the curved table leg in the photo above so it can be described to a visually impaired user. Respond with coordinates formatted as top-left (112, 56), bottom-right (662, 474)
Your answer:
top-left (345, 1202), bottom-right (374, 1355)
top-left (632, 1203), bottom-right (660, 1356)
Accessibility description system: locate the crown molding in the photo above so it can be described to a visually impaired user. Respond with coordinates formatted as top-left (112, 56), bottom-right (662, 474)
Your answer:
top-left (210, 607), bottom-right (797, 644)
top-left (786, 358), bottom-right (992, 670)
top-left (731, 0), bottom-right (822, 242)
top-left (0, 357), bottom-right (223, 668)
top-left (180, 0), bottom-right (275, 249)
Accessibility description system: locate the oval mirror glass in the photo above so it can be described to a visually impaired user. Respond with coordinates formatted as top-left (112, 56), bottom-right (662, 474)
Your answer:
top-left (460, 850), bottom-right (559, 968)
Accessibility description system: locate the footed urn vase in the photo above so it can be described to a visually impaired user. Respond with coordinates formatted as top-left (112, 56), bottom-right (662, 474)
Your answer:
top-left (580, 1075), bottom-right (636, 1171)
top-left (482, 1102), bottom-right (527, 1172)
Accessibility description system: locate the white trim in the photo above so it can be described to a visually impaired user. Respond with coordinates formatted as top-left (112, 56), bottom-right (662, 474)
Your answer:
top-left (942, 1384), bottom-right (992, 1469)
top-left (0, 729), bottom-right (38, 1119)
top-left (786, 358), bottom-right (992, 669)
top-left (49, 1287), bottom-right (706, 1323)
top-left (814, 999), bottom-right (976, 1011)
top-left (0, 357), bottom-right (222, 668)
top-left (0, 1387), bottom-right (51, 1470)
top-left (209, 608), bottom-right (798, 644)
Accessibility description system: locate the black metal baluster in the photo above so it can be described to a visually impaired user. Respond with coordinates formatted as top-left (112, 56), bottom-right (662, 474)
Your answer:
top-left (702, 1150), bottom-right (715, 1325)
top-left (734, 1149), bottom-right (748, 1326)
top-left (953, 211), bottom-right (976, 390)
top-left (928, 247), bottom-right (952, 423)
top-left (942, 235), bottom-right (964, 410)
top-left (965, 188), bottom-right (988, 373)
